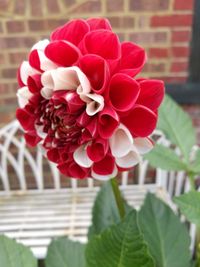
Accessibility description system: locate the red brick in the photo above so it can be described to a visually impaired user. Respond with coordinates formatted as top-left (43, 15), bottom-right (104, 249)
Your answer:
top-left (28, 20), bottom-right (46, 31)
top-left (9, 52), bottom-right (27, 64)
top-left (5, 37), bottom-right (36, 49)
top-left (30, 0), bottom-right (43, 16)
top-left (0, 54), bottom-right (5, 64)
top-left (14, 0), bottom-right (26, 15)
top-left (171, 46), bottom-right (190, 58)
top-left (46, 19), bottom-right (67, 31)
top-left (46, 0), bottom-right (60, 14)
top-left (130, 0), bottom-right (169, 11)
top-left (106, 0), bottom-right (124, 12)
top-left (0, 22), bottom-right (3, 33)
top-left (1, 68), bottom-right (17, 79)
top-left (108, 16), bottom-right (134, 28)
top-left (151, 15), bottom-right (193, 27)
top-left (149, 48), bottom-right (169, 58)
top-left (170, 62), bottom-right (188, 72)
top-left (174, 0), bottom-right (194, 10)
top-left (145, 63), bottom-right (166, 72)
top-left (0, 0), bottom-right (10, 11)
top-left (130, 32), bottom-right (167, 44)
top-left (171, 30), bottom-right (191, 43)
top-left (158, 76), bottom-right (187, 83)
top-left (70, 0), bottom-right (101, 13)
top-left (6, 21), bottom-right (25, 33)
top-left (62, 0), bottom-right (75, 8)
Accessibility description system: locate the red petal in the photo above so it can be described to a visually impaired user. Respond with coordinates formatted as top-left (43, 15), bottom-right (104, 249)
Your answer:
top-left (27, 74), bottom-right (42, 94)
top-left (86, 117), bottom-right (98, 138)
top-left (98, 106), bottom-right (119, 139)
top-left (136, 80), bottom-right (165, 111)
top-left (92, 153), bottom-right (115, 175)
top-left (29, 50), bottom-right (41, 71)
top-left (16, 108), bottom-right (35, 131)
top-left (47, 148), bottom-right (61, 163)
top-left (122, 105), bottom-right (157, 137)
top-left (109, 73), bottom-right (140, 112)
top-left (120, 42), bottom-right (146, 77)
top-left (79, 54), bottom-right (110, 94)
top-left (68, 161), bottom-right (90, 179)
top-left (24, 132), bottom-right (41, 147)
top-left (87, 138), bottom-right (109, 162)
top-left (87, 18), bottom-right (112, 30)
top-left (77, 111), bottom-right (92, 127)
top-left (80, 30), bottom-right (121, 72)
top-left (45, 40), bottom-right (80, 67)
top-left (51, 19), bottom-right (89, 46)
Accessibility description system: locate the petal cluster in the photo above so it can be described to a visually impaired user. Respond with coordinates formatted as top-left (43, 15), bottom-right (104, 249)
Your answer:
top-left (16, 18), bottom-right (164, 180)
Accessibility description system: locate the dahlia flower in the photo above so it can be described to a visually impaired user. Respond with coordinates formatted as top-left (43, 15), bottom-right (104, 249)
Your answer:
top-left (16, 18), bottom-right (164, 180)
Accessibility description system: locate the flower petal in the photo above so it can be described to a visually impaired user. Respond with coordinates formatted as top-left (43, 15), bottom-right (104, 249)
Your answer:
top-left (116, 149), bottom-right (140, 168)
top-left (31, 39), bottom-right (49, 51)
top-left (83, 93), bottom-right (104, 116)
top-left (16, 108), bottom-right (35, 131)
top-left (109, 123), bottom-right (133, 158)
top-left (134, 137), bottom-right (153, 154)
top-left (19, 61), bottom-right (38, 85)
top-left (27, 74), bottom-right (42, 93)
top-left (136, 79), bottom-right (165, 111)
top-left (24, 132), bottom-right (41, 147)
top-left (87, 138), bottom-right (109, 162)
top-left (92, 153), bottom-right (116, 176)
top-left (79, 54), bottom-right (110, 94)
top-left (17, 86), bottom-right (33, 108)
top-left (98, 106), bottom-right (119, 139)
top-left (122, 105), bottom-right (157, 137)
top-left (45, 40), bottom-right (80, 66)
top-left (41, 87), bottom-right (53, 99)
top-left (87, 18), bottom-right (112, 30)
top-left (109, 73), bottom-right (140, 112)
top-left (51, 19), bottom-right (90, 45)
top-left (73, 144), bottom-right (93, 168)
top-left (120, 42), bottom-right (146, 77)
top-left (91, 165), bottom-right (118, 181)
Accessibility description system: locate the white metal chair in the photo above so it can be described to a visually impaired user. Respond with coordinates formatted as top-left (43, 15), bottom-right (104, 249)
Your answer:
top-left (0, 120), bottom-right (194, 259)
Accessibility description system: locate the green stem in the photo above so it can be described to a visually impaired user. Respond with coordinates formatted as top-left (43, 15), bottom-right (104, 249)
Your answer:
top-left (110, 177), bottom-right (125, 220)
top-left (188, 171), bottom-right (196, 191)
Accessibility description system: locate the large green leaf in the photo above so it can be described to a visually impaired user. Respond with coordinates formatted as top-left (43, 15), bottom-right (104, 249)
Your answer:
top-left (174, 191), bottom-right (200, 226)
top-left (0, 235), bottom-right (37, 267)
top-left (144, 144), bottom-right (187, 171)
top-left (88, 181), bottom-right (132, 238)
top-left (158, 95), bottom-right (196, 162)
top-left (139, 193), bottom-right (191, 267)
top-left (45, 237), bottom-right (86, 267)
top-left (86, 210), bottom-right (155, 267)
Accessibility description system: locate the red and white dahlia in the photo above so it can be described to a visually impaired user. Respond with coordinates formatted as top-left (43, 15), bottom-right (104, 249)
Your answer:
top-left (16, 18), bottom-right (164, 180)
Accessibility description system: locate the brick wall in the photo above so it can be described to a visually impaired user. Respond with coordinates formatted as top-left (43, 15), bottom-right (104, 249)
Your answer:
top-left (0, 0), bottom-right (199, 143)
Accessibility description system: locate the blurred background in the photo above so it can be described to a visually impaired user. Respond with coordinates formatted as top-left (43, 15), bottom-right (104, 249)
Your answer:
top-left (0, 0), bottom-right (199, 143)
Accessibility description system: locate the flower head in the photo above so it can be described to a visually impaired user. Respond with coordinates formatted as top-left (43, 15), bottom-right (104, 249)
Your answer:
top-left (16, 18), bottom-right (164, 180)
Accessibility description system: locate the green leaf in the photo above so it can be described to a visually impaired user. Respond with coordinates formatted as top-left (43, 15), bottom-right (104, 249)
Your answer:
top-left (139, 193), bottom-right (191, 267)
top-left (45, 237), bottom-right (86, 267)
top-left (191, 149), bottom-right (200, 174)
top-left (0, 235), bottom-right (37, 267)
top-left (144, 144), bottom-right (187, 171)
top-left (158, 95), bottom-right (196, 162)
top-left (174, 191), bottom-right (200, 226)
top-left (88, 181), bottom-right (132, 239)
top-left (86, 210), bottom-right (155, 267)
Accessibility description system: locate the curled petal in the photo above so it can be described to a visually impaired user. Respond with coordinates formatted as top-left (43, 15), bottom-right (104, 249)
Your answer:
top-left (47, 148), bottom-right (61, 163)
top-left (73, 144), bottom-right (93, 168)
top-left (41, 87), bottom-right (53, 99)
top-left (98, 106), bottom-right (119, 139)
top-left (134, 137), bottom-right (153, 155)
top-left (87, 138), bottom-right (109, 162)
top-left (24, 132), bottom-right (41, 147)
top-left (27, 74), bottom-right (42, 94)
top-left (116, 148), bottom-right (141, 168)
top-left (87, 18), bottom-right (112, 30)
top-left (51, 19), bottom-right (90, 45)
top-left (82, 93), bottom-right (104, 116)
top-left (77, 111), bottom-right (91, 127)
top-left (81, 30), bottom-right (121, 72)
top-left (92, 153), bottom-right (116, 176)
top-left (29, 50), bottom-right (58, 72)
top-left (86, 117), bottom-right (98, 138)
top-left (79, 54), bottom-right (110, 94)
top-left (109, 73), bottom-right (140, 112)
top-left (122, 105), bottom-right (157, 137)
top-left (45, 40), bottom-right (80, 67)
top-left (19, 61), bottom-right (39, 85)
top-left (16, 108), bottom-right (35, 131)
top-left (92, 165), bottom-right (118, 181)
top-left (17, 86), bottom-right (33, 108)
top-left (109, 123), bottom-right (133, 158)
top-left (120, 42), bottom-right (146, 77)
top-left (64, 92), bottom-right (85, 113)
top-left (136, 80), bottom-right (165, 111)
